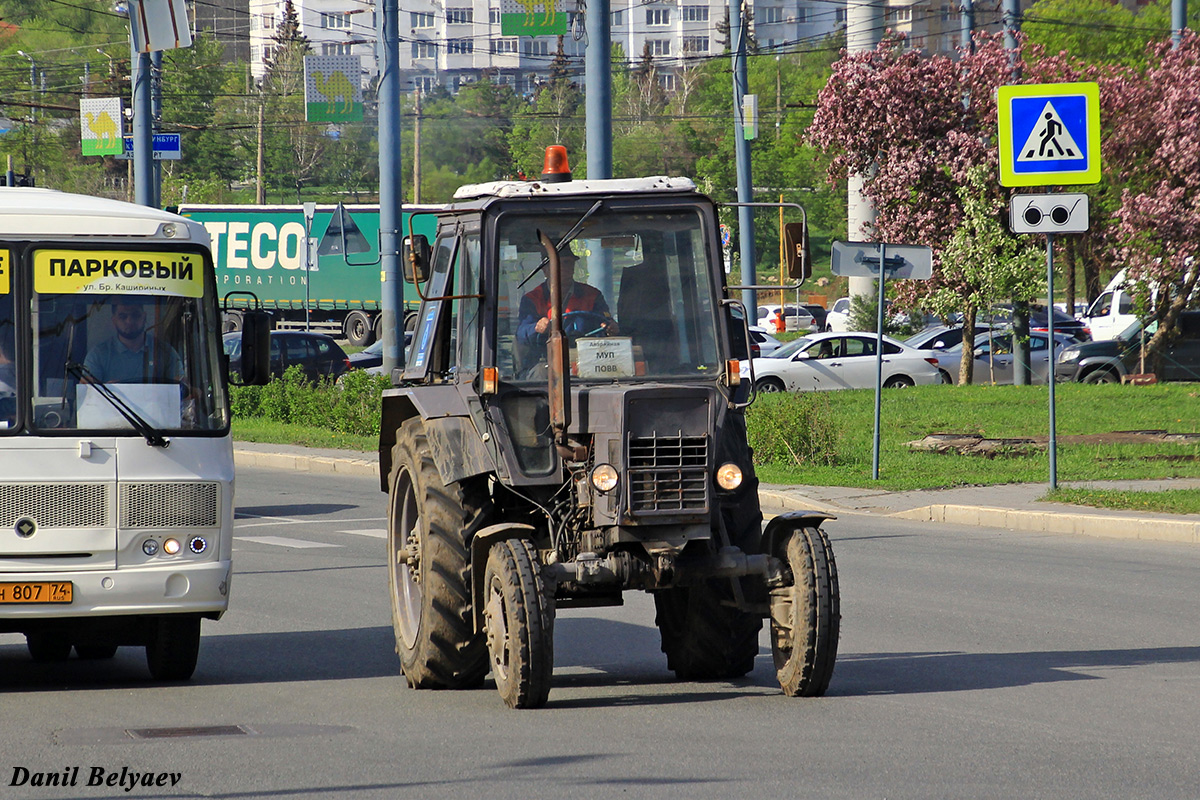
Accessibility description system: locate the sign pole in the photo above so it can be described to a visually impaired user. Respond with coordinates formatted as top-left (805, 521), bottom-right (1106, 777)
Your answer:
top-left (1046, 232), bottom-right (1057, 489)
top-left (872, 243), bottom-right (886, 480)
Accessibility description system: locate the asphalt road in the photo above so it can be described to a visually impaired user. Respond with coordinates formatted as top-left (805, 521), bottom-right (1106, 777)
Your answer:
top-left (3, 466), bottom-right (1200, 799)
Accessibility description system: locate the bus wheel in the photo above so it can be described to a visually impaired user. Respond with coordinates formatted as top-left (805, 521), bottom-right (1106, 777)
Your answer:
top-left (146, 615), bottom-right (201, 681)
top-left (27, 632), bottom-right (72, 662)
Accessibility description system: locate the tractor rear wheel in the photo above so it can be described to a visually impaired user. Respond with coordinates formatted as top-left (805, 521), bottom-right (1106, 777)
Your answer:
top-left (388, 418), bottom-right (491, 689)
top-left (483, 538), bottom-right (554, 708)
top-left (770, 525), bottom-right (839, 697)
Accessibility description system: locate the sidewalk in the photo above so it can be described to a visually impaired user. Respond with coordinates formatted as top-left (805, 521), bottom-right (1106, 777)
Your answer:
top-left (233, 441), bottom-right (1200, 544)
top-left (759, 479), bottom-right (1200, 544)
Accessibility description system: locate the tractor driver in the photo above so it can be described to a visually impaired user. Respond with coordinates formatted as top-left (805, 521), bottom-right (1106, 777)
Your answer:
top-left (516, 248), bottom-right (617, 348)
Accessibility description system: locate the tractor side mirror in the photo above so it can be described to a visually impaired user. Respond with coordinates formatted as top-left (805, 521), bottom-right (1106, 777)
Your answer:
top-left (784, 221), bottom-right (811, 282)
top-left (402, 235), bottom-right (431, 284)
top-left (239, 310), bottom-right (272, 386)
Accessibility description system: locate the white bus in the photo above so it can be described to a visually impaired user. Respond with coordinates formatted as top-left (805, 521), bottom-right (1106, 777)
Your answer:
top-left (0, 188), bottom-right (261, 680)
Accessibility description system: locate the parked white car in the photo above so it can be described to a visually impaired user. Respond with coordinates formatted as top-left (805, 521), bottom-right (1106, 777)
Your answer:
top-left (824, 296), bottom-right (852, 332)
top-left (748, 325), bottom-right (784, 355)
top-left (756, 304), bottom-right (817, 334)
top-left (746, 331), bottom-right (942, 392)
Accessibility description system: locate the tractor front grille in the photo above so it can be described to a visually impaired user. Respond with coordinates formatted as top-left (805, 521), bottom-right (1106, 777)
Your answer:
top-left (627, 433), bottom-right (709, 515)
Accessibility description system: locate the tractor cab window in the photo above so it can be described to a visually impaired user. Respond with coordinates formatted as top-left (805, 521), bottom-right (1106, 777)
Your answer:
top-left (496, 207), bottom-right (720, 384)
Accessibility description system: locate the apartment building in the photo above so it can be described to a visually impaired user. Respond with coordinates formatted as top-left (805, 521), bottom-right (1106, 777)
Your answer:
top-left (244, 0), bottom-right (1015, 94)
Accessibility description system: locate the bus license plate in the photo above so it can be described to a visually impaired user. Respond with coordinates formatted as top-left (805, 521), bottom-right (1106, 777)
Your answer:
top-left (0, 582), bottom-right (73, 604)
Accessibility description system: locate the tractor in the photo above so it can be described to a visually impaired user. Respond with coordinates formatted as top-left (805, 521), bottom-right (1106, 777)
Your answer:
top-left (381, 148), bottom-right (838, 708)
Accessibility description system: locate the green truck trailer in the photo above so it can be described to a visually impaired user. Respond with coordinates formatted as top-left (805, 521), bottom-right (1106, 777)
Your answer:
top-left (175, 204), bottom-right (439, 346)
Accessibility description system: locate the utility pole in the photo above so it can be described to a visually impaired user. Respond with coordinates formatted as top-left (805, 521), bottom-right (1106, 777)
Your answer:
top-left (845, 0), bottom-right (882, 310)
top-left (960, 0), bottom-right (975, 53)
top-left (731, 0), bottom-right (756, 312)
top-left (130, 0), bottom-right (156, 209)
top-left (1172, 0), bottom-right (1187, 47)
top-left (1002, 0), bottom-right (1032, 385)
top-left (585, 0), bottom-right (614, 297)
top-left (378, 0), bottom-right (405, 373)
top-left (256, 98), bottom-right (265, 203)
top-left (413, 87), bottom-right (421, 205)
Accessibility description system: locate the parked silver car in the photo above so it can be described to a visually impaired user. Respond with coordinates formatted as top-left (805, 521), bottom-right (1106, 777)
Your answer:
top-left (746, 331), bottom-right (942, 392)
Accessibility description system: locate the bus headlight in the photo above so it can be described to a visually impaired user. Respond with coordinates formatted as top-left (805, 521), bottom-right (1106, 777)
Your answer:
top-left (189, 536), bottom-right (208, 554)
top-left (716, 462), bottom-right (744, 491)
top-left (590, 463), bottom-right (619, 493)
top-left (162, 538), bottom-right (182, 556)
top-left (142, 539), bottom-right (159, 556)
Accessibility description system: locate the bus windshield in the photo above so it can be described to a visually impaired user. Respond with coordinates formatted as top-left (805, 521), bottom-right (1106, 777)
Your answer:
top-left (495, 207), bottom-right (722, 384)
top-left (14, 245), bottom-right (228, 435)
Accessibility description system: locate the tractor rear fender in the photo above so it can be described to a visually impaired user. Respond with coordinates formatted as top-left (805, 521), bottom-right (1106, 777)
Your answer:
top-left (379, 388), bottom-right (495, 491)
top-left (470, 523), bottom-right (539, 633)
top-left (762, 512), bottom-right (837, 558)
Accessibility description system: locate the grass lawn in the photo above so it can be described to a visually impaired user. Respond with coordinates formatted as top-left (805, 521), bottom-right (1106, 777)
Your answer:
top-left (751, 382), bottom-right (1200, 491)
top-left (230, 381), bottom-right (1200, 513)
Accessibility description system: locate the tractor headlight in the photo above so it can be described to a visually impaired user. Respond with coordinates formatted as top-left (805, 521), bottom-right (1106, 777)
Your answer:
top-left (590, 463), bottom-right (619, 493)
top-left (716, 462), bottom-right (744, 491)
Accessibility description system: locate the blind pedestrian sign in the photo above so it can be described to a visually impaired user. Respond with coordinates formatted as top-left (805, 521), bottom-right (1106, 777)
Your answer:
top-left (998, 82), bottom-right (1100, 187)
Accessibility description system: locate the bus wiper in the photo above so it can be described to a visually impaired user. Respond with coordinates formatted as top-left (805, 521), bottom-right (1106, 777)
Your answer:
top-left (65, 362), bottom-right (170, 448)
top-left (518, 200), bottom-right (604, 289)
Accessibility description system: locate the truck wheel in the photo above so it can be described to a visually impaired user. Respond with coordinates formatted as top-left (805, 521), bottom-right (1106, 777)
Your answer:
top-left (388, 418), bottom-right (491, 689)
top-left (771, 526), bottom-right (839, 697)
top-left (344, 311), bottom-right (374, 347)
top-left (26, 632), bottom-right (72, 662)
top-left (483, 538), bottom-right (554, 709)
top-left (145, 615), bottom-right (201, 681)
top-left (1083, 368), bottom-right (1119, 384)
top-left (222, 310), bottom-right (243, 333)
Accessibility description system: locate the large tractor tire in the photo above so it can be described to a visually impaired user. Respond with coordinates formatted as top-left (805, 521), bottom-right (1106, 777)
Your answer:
top-left (770, 525), bottom-right (839, 697)
top-left (655, 485), bottom-right (764, 680)
top-left (483, 538), bottom-right (554, 709)
top-left (388, 418), bottom-right (491, 689)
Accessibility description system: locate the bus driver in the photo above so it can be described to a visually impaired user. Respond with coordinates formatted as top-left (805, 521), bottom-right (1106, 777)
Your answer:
top-left (83, 297), bottom-right (184, 384)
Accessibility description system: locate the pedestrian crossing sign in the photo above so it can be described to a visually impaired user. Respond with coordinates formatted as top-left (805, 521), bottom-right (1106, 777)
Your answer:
top-left (998, 82), bottom-right (1100, 187)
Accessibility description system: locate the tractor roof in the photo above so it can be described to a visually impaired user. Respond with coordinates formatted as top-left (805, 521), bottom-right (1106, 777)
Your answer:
top-left (452, 176), bottom-right (698, 201)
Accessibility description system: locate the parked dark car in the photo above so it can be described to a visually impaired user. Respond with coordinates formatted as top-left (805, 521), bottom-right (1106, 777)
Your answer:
top-left (801, 303), bottom-right (828, 332)
top-left (1056, 311), bottom-right (1200, 383)
top-left (983, 303), bottom-right (1091, 342)
top-left (223, 331), bottom-right (351, 382)
top-left (347, 332), bottom-right (413, 370)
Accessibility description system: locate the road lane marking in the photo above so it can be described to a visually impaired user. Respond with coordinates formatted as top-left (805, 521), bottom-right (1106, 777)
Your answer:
top-left (237, 535), bottom-right (340, 549)
top-left (338, 528), bottom-right (387, 539)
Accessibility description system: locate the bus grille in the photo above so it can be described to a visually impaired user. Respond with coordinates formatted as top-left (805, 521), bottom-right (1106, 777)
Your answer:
top-left (628, 434), bottom-right (709, 515)
top-left (0, 484), bottom-right (110, 528)
top-left (119, 482), bottom-right (220, 528)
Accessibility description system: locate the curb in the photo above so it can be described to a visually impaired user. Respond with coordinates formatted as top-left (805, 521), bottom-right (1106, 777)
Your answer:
top-left (233, 449), bottom-right (378, 478)
top-left (760, 488), bottom-right (1200, 544)
top-left (891, 504), bottom-right (1200, 544)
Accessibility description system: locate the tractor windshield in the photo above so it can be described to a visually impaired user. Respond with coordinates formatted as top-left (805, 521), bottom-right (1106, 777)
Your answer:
top-left (496, 207), bottom-right (722, 384)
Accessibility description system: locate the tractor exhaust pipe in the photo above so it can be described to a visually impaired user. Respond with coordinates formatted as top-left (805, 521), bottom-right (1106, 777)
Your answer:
top-left (538, 231), bottom-right (580, 461)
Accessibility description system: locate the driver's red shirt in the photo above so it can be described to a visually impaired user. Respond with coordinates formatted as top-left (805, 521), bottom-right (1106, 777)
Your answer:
top-left (517, 281), bottom-right (612, 346)
top-left (522, 282), bottom-right (608, 318)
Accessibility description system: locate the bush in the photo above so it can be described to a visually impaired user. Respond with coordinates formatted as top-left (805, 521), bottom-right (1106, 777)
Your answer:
top-left (228, 368), bottom-right (392, 435)
top-left (746, 392), bottom-right (840, 467)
